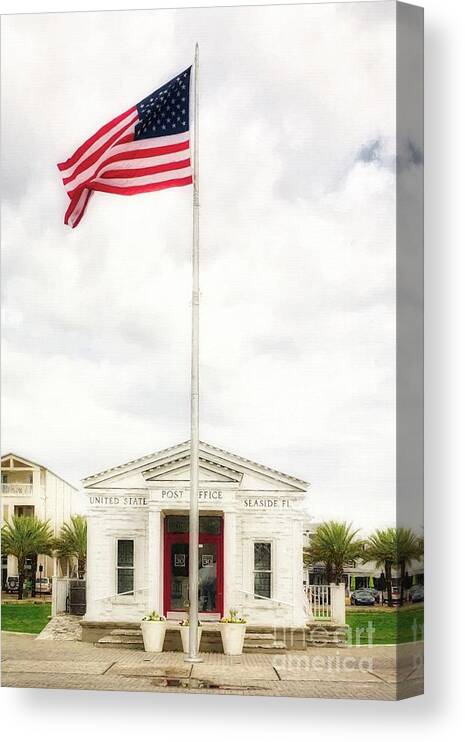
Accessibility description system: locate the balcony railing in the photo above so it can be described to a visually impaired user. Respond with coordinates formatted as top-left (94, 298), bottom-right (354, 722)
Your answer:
top-left (1, 483), bottom-right (34, 496)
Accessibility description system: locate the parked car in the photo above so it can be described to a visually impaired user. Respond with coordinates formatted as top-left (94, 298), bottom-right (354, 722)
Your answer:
top-left (409, 584), bottom-right (424, 603)
top-left (363, 587), bottom-right (380, 603)
top-left (35, 577), bottom-right (52, 595)
top-left (380, 584), bottom-right (400, 605)
top-left (350, 589), bottom-right (376, 606)
top-left (5, 576), bottom-right (19, 594)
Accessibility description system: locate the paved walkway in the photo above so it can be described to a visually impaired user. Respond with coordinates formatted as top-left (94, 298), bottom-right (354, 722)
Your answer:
top-left (1, 632), bottom-right (423, 700)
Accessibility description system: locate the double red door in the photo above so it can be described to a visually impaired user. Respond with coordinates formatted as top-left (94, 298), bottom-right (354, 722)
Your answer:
top-left (163, 516), bottom-right (224, 616)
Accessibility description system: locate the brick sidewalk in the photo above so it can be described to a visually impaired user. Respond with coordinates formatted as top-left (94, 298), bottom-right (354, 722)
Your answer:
top-left (1, 632), bottom-right (423, 700)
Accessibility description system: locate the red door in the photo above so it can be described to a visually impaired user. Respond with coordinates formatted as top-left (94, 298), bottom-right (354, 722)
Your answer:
top-left (163, 515), bottom-right (224, 616)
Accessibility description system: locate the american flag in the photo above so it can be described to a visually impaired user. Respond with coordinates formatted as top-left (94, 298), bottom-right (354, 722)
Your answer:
top-left (57, 67), bottom-right (192, 228)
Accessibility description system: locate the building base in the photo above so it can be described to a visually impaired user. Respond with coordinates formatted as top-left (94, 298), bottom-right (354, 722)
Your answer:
top-left (81, 620), bottom-right (306, 652)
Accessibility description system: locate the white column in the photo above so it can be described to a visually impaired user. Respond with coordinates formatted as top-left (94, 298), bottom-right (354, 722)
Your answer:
top-left (32, 468), bottom-right (42, 517)
top-left (330, 583), bottom-right (346, 625)
top-left (83, 516), bottom-right (97, 620)
top-left (292, 516), bottom-right (306, 626)
top-left (223, 510), bottom-right (236, 617)
top-left (147, 507), bottom-right (162, 614)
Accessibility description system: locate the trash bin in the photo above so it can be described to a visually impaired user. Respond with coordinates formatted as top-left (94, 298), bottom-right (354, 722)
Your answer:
top-left (69, 579), bottom-right (86, 615)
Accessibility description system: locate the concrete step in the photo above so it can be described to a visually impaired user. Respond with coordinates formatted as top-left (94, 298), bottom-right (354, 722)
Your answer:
top-left (308, 631), bottom-right (348, 638)
top-left (306, 637), bottom-right (348, 647)
top-left (93, 624), bottom-right (316, 653)
top-left (244, 632), bottom-right (278, 641)
top-left (306, 622), bottom-right (347, 631)
top-left (243, 641), bottom-right (287, 654)
top-left (97, 634), bottom-right (144, 647)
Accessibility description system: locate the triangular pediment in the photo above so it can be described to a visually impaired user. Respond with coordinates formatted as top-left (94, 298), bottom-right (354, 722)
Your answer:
top-left (82, 441), bottom-right (308, 492)
top-left (142, 455), bottom-right (242, 483)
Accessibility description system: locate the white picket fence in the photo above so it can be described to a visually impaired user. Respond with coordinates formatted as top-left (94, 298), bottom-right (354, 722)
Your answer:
top-left (304, 583), bottom-right (346, 624)
top-left (305, 584), bottom-right (331, 620)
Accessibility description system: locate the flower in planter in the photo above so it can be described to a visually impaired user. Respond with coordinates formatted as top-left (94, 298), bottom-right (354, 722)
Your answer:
top-left (220, 608), bottom-right (247, 624)
top-left (179, 618), bottom-right (202, 626)
top-left (141, 610), bottom-right (166, 622)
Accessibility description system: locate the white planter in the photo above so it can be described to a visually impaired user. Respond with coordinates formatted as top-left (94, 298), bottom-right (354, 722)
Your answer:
top-left (180, 625), bottom-right (203, 653)
top-left (220, 623), bottom-right (247, 655)
top-left (140, 620), bottom-right (167, 652)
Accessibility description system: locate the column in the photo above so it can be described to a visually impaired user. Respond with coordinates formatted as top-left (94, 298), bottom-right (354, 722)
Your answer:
top-left (83, 516), bottom-right (96, 620)
top-left (292, 516), bottom-right (306, 626)
top-left (147, 507), bottom-right (162, 614)
top-left (330, 583), bottom-right (346, 625)
top-left (223, 510), bottom-right (236, 617)
top-left (32, 468), bottom-right (42, 517)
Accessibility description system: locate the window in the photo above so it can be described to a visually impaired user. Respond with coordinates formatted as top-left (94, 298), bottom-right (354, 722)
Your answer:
top-left (253, 542), bottom-right (272, 599)
top-left (199, 516), bottom-right (221, 535)
top-left (166, 515), bottom-right (189, 533)
top-left (165, 515), bottom-right (222, 535)
top-left (116, 539), bottom-right (134, 595)
top-left (14, 505), bottom-right (34, 517)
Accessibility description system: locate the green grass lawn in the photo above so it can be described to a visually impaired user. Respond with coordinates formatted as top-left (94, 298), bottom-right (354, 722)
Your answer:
top-left (1, 602), bottom-right (52, 634)
top-left (346, 606), bottom-right (424, 645)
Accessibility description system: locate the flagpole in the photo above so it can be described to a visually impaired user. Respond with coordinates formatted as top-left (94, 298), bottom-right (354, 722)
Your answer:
top-left (186, 42), bottom-right (202, 663)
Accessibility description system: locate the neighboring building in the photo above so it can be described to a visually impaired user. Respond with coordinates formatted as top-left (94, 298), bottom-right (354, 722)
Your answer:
top-left (83, 441), bottom-right (309, 627)
top-left (1, 452), bottom-right (79, 587)
top-left (303, 527), bottom-right (424, 594)
top-left (305, 560), bottom-right (424, 594)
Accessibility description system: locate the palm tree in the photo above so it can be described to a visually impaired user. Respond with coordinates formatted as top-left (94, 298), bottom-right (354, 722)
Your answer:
top-left (29, 519), bottom-right (55, 597)
top-left (304, 521), bottom-right (365, 585)
top-left (364, 528), bottom-right (424, 607)
top-left (395, 528), bottom-right (423, 606)
top-left (54, 515), bottom-right (87, 578)
top-left (1, 516), bottom-right (54, 599)
top-left (363, 529), bottom-right (397, 606)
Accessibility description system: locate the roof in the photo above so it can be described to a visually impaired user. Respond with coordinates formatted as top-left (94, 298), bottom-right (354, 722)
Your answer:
top-left (82, 440), bottom-right (309, 489)
top-left (1, 452), bottom-right (78, 491)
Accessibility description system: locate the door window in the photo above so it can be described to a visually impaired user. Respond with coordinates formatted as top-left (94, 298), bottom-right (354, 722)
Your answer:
top-left (198, 543), bottom-right (217, 611)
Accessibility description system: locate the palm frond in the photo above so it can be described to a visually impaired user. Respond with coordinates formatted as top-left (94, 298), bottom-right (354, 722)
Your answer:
top-left (54, 515), bottom-right (87, 561)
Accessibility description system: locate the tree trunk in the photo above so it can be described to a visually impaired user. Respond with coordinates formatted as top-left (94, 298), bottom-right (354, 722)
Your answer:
top-left (385, 560), bottom-right (393, 607)
top-left (399, 560), bottom-right (406, 606)
top-left (30, 553), bottom-right (38, 597)
top-left (323, 562), bottom-right (331, 584)
top-left (17, 557), bottom-right (25, 601)
top-left (77, 558), bottom-right (86, 580)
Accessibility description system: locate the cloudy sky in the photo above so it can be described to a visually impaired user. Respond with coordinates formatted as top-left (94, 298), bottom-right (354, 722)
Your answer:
top-left (1, 2), bottom-right (420, 532)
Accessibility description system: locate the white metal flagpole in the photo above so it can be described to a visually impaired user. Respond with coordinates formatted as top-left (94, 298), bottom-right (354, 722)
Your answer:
top-left (186, 42), bottom-right (202, 663)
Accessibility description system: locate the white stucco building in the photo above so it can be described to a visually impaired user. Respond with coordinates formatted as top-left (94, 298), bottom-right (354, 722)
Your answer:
top-left (1, 452), bottom-right (79, 586)
top-left (83, 441), bottom-right (309, 628)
